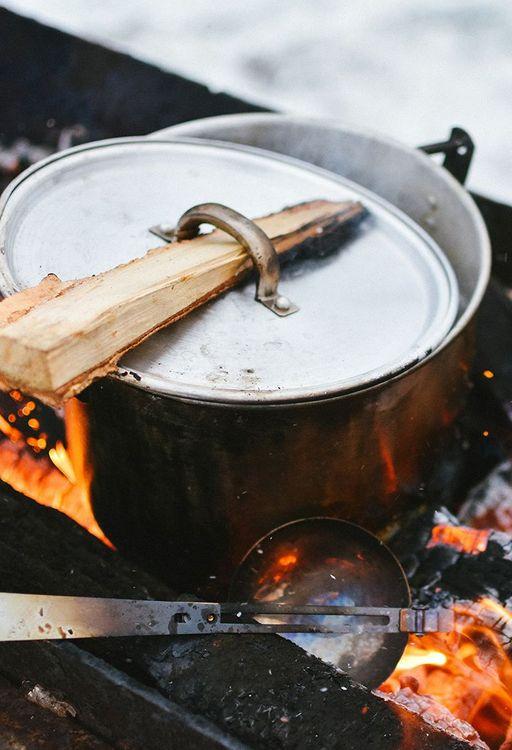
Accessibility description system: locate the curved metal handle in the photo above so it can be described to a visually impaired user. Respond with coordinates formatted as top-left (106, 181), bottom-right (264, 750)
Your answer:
top-left (174, 203), bottom-right (298, 317)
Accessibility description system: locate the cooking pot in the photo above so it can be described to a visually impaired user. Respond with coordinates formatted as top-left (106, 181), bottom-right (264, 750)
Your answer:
top-left (0, 125), bottom-right (490, 595)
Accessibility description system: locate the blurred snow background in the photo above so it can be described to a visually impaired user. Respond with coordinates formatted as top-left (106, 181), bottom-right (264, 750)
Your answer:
top-left (4, 0), bottom-right (512, 201)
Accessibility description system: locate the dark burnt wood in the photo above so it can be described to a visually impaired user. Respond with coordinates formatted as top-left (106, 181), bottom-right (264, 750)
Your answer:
top-left (389, 502), bottom-right (512, 610)
top-left (0, 486), bottom-right (473, 749)
top-left (0, 638), bottom-right (242, 750)
top-left (412, 526), bottom-right (512, 608)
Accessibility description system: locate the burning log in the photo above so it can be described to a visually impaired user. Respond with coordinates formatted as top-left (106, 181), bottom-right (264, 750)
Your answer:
top-left (407, 518), bottom-right (512, 609)
top-left (376, 686), bottom-right (488, 749)
top-left (385, 500), bottom-right (512, 749)
top-left (0, 199), bottom-right (364, 405)
top-left (0, 486), bottom-right (476, 749)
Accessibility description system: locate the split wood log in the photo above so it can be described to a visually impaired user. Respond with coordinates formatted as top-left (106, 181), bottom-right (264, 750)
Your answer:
top-left (0, 485), bottom-right (474, 750)
top-left (0, 199), bottom-right (364, 406)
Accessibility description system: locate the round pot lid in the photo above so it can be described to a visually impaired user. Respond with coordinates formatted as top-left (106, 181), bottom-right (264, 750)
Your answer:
top-left (0, 137), bottom-right (458, 404)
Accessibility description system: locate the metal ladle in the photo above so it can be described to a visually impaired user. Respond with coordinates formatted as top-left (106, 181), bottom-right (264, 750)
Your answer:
top-left (230, 517), bottom-right (416, 687)
top-left (0, 518), bottom-right (451, 689)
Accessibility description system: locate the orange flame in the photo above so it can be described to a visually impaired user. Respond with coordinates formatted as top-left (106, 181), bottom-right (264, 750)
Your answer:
top-left (377, 428), bottom-right (398, 494)
top-left (382, 525), bottom-right (512, 747)
top-left (382, 597), bottom-right (512, 749)
top-left (0, 391), bottom-right (109, 544)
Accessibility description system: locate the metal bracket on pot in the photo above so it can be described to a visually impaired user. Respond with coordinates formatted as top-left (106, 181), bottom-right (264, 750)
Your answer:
top-left (419, 126), bottom-right (474, 185)
top-left (150, 202), bottom-right (298, 317)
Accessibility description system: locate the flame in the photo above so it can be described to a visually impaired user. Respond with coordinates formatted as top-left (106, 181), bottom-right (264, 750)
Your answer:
top-left (0, 391), bottom-right (109, 545)
top-left (49, 441), bottom-right (77, 484)
top-left (382, 525), bottom-right (512, 748)
top-left (428, 524), bottom-right (490, 555)
top-left (395, 645), bottom-right (448, 671)
top-left (382, 597), bottom-right (512, 749)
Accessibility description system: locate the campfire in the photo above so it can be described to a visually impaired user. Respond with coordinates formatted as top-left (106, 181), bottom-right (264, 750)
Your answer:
top-left (3, 11), bottom-right (512, 749)
top-left (1, 388), bottom-right (512, 748)
top-left (381, 495), bottom-right (512, 750)
top-left (381, 582), bottom-right (512, 749)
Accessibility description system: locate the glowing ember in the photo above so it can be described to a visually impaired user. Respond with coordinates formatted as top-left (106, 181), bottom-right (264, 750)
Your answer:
top-left (0, 390), bottom-right (109, 544)
top-left (277, 554), bottom-right (298, 567)
top-left (428, 524), bottom-right (490, 555)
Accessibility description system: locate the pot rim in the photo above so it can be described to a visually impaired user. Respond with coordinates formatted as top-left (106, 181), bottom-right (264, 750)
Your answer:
top-left (0, 120), bottom-right (488, 406)
top-left (150, 115), bottom-right (490, 405)
top-left (161, 113), bottom-right (491, 349)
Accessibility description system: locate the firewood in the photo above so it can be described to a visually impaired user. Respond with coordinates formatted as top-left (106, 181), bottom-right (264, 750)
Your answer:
top-left (389, 504), bottom-right (512, 610)
top-left (0, 486), bottom-right (476, 749)
top-left (0, 200), bottom-right (364, 406)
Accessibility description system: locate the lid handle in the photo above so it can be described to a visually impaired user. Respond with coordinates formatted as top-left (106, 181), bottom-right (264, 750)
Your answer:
top-left (173, 203), bottom-right (298, 317)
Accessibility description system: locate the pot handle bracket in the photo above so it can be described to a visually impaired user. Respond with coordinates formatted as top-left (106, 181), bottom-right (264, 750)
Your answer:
top-left (150, 202), bottom-right (298, 317)
top-left (419, 127), bottom-right (474, 185)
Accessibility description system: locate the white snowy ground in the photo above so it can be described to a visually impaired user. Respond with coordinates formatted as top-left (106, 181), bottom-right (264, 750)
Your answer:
top-left (3, 0), bottom-right (512, 202)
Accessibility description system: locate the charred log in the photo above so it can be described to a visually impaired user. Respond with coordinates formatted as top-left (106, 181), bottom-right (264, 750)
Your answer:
top-left (389, 502), bottom-right (512, 609)
top-left (0, 486), bottom-right (475, 749)
top-left (413, 527), bottom-right (512, 608)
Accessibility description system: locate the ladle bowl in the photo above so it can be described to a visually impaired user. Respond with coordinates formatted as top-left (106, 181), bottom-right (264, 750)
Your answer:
top-left (230, 517), bottom-right (410, 687)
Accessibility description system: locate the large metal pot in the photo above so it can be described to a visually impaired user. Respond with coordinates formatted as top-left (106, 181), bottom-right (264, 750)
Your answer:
top-left (0, 124), bottom-right (490, 595)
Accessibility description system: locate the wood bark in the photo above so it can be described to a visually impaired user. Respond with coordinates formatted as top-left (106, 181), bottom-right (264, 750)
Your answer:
top-left (0, 200), bottom-right (363, 405)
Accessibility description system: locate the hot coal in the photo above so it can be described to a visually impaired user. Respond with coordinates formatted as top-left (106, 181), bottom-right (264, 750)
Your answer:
top-left (388, 500), bottom-right (512, 611)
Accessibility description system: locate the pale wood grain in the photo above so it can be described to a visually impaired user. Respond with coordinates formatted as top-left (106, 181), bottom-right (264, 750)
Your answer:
top-left (0, 200), bottom-right (363, 404)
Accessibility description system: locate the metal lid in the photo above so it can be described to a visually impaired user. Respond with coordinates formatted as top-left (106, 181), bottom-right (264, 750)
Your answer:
top-left (0, 138), bottom-right (458, 404)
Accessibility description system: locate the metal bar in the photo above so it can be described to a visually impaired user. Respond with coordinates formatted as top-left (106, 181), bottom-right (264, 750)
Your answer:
top-left (0, 593), bottom-right (454, 640)
top-left (209, 623), bottom-right (401, 634)
top-left (0, 593), bottom-right (220, 641)
top-left (222, 603), bottom-right (413, 616)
